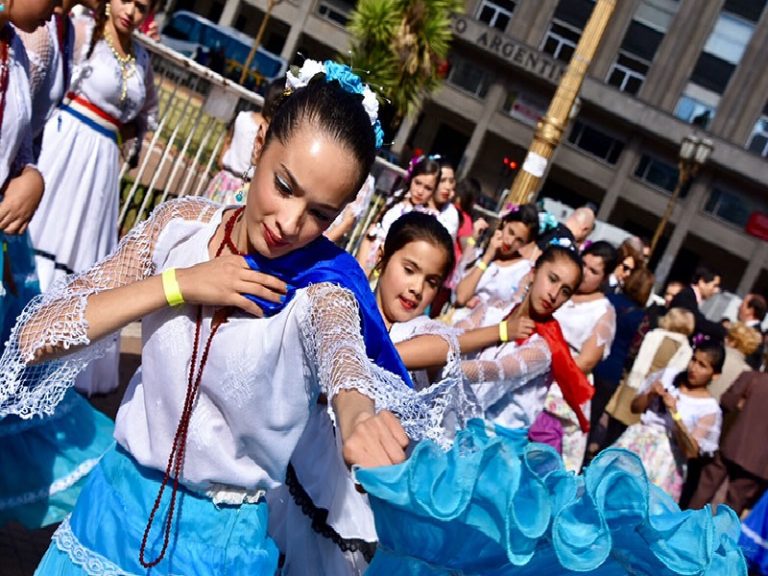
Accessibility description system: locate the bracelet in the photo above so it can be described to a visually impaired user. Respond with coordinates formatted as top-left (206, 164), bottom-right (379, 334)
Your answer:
top-left (476, 260), bottom-right (488, 272)
top-left (499, 321), bottom-right (509, 343)
top-left (670, 410), bottom-right (682, 422)
top-left (161, 268), bottom-right (185, 307)
top-left (467, 237), bottom-right (477, 247)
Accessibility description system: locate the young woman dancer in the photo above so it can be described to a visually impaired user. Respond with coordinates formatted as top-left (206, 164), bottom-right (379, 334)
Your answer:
top-left (451, 203), bottom-right (539, 323)
top-left (615, 341), bottom-right (724, 502)
top-left (355, 155), bottom-right (440, 276)
top-left (0, 63), bottom-right (428, 575)
top-left (28, 0), bottom-right (158, 395)
top-left (534, 240), bottom-right (618, 470)
top-left (30, 0), bottom-right (158, 291)
top-left (428, 159), bottom-right (458, 239)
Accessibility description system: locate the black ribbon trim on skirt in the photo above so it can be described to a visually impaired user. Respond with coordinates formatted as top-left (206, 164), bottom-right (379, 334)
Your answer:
top-left (285, 463), bottom-right (377, 563)
top-left (33, 249), bottom-right (75, 275)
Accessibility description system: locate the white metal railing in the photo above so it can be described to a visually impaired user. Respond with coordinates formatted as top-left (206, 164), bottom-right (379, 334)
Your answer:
top-left (120, 36), bottom-right (410, 247)
top-left (118, 34), bottom-right (265, 232)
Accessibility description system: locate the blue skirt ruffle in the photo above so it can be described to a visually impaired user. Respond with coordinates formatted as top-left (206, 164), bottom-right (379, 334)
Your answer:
top-left (740, 489), bottom-right (768, 574)
top-left (0, 388), bottom-right (114, 529)
top-left (35, 444), bottom-right (279, 575)
top-left (356, 420), bottom-right (746, 575)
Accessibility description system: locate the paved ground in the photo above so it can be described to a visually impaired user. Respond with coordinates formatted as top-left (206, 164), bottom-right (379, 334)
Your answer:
top-left (0, 328), bottom-right (142, 576)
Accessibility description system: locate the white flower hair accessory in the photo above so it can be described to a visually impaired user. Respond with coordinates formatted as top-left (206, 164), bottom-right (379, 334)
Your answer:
top-left (285, 59), bottom-right (385, 148)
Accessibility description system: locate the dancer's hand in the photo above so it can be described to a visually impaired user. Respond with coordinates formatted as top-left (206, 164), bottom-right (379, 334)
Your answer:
top-left (342, 410), bottom-right (409, 469)
top-left (484, 230), bottom-right (503, 261)
top-left (505, 316), bottom-right (535, 341)
top-left (0, 167), bottom-right (45, 235)
top-left (472, 218), bottom-right (488, 237)
top-left (176, 255), bottom-right (287, 316)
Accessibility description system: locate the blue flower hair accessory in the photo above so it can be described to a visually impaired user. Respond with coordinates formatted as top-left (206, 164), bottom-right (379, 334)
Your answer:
top-left (539, 211), bottom-right (559, 234)
top-left (286, 59), bottom-right (384, 149)
top-left (405, 153), bottom-right (442, 179)
top-left (549, 236), bottom-right (575, 250)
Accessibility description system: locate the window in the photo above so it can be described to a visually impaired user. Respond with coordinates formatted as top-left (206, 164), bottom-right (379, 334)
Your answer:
top-left (608, 53), bottom-right (648, 95)
top-left (447, 55), bottom-right (492, 99)
top-left (607, 20), bottom-right (664, 94)
top-left (723, 0), bottom-right (766, 23)
top-left (567, 120), bottom-right (625, 164)
top-left (747, 114), bottom-right (768, 158)
top-left (705, 187), bottom-right (768, 228)
top-left (316, 0), bottom-right (353, 27)
top-left (542, 21), bottom-right (581, 62)
top-left (542, 0), bottom-right (594, 63)
top-left (675, 92), bottom-right (717, 129)
top-left (675, 8), bottom-right (757, 126)
top-left (634, 154), bottom-right (683, 195)
top-left (476, 0), bottom-right (516, 31)
top-left (502, 90), bottom-right (546, 127)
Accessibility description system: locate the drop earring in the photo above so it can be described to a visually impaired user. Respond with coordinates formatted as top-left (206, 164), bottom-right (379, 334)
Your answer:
top-left (0, 1), bottom-right (6, 12)
top-left (234, 166), bottom-right (251, 204)
top-left (105, 2), bottom-right (111, 17)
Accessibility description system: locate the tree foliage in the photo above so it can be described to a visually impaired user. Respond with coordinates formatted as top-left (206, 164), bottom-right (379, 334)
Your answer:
top-left (348, 0), bottom-right (463, 121)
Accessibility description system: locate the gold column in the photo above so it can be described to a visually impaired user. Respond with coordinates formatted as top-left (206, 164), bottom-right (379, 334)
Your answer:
top-left (506, 0), bottom-right (617, 206)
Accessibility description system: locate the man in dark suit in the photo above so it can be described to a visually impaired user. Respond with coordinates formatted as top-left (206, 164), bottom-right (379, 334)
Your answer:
top-left (689, 370), bottom-right (768, 514)
top-left (737, 293), bottom-right (767, 370)
top-left (668, 266), bottom-right (726, 341)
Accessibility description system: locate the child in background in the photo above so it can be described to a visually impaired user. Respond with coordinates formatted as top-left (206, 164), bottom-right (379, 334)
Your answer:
top-left (615, 341), bottom-right (724, 501)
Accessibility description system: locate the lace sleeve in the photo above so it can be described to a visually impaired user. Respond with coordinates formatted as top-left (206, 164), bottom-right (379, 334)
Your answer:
top-left (0, 197), bottom-right (219, 419)
top-left (461, 336), bottom-right (551, 386)
top-left (689, 409), bottom-right (722, 456)
top-left (16, 24), bottom-right (53, 100)
top-left (300, 284), bottom-right (452, 444)
top-left (593, 303), bottom-right (617, 359)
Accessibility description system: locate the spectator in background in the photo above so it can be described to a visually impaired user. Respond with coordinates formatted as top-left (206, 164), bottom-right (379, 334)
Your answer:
top-left (690, 370), bottom-right (768, 515)
top-left (737, 293), bottom-right (767, 370)
top-left (668, 266), bottom-right (726, 341)
top-left (643, 280), bottom-right (686, 332)
top-left (605, 238), bottom-right (643, 295)
top-left (586, 267), bottom-right (655, 464)
top-left (709, 322), bottom-right (762, 402)
top-left (603, 307), bottom-right (695, 448)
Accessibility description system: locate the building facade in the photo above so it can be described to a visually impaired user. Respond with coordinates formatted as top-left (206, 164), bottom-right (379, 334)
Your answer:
top-left (172, 0), bottom-right (768, 294)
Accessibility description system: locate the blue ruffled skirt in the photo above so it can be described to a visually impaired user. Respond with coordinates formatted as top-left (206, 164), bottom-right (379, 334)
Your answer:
top-left (35, 444), bottom-right (279, 575)
top-left (356, 420), bottom-right (747, 575)
top-left (0, 389), bottom-right (114, 529)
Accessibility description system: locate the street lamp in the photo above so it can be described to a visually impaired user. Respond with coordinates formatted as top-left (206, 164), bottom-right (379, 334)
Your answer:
top-left (648, 134), bottom-right (714, 259)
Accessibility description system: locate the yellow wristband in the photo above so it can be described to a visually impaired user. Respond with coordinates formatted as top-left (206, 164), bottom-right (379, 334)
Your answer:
top-left (467, 237), bottom-right (477, 247)
top-left (671, 410), bottom-right (682, 422)
top-left (162, 268), bottom-right (185, 307)
top-left (499, 321), bottom-right (509, 343)
top-left (476, 260), bottom-right (488, 272)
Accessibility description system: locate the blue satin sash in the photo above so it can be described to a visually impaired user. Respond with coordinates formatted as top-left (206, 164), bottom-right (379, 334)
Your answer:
top-left (243, 237), bottom-right (413, 388)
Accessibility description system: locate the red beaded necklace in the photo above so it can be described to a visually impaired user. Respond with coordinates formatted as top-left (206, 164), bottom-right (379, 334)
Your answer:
top-left (0, 28), bottom-right (12, 145)
top-left (139, 207), bottom-right (246, 568)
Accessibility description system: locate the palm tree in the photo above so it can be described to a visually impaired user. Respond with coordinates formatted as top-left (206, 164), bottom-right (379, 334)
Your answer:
top-left (348, 0), bottom-right (462, 124)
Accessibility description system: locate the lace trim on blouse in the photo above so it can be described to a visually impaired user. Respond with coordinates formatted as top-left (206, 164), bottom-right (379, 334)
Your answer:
top-left (0, 197), bottom-right (220, 419)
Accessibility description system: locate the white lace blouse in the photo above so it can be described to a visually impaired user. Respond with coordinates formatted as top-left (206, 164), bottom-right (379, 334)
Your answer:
top-left (0, 198), bottom-right (426, 491)
top-left (638, 367), bottom-right (722, 456)
top-left (1, 27), bottom-right (33, 188)
top-left (455, 301), bottom-right (553, 430)
top-left (553, 296), bottom-right (616, 359)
